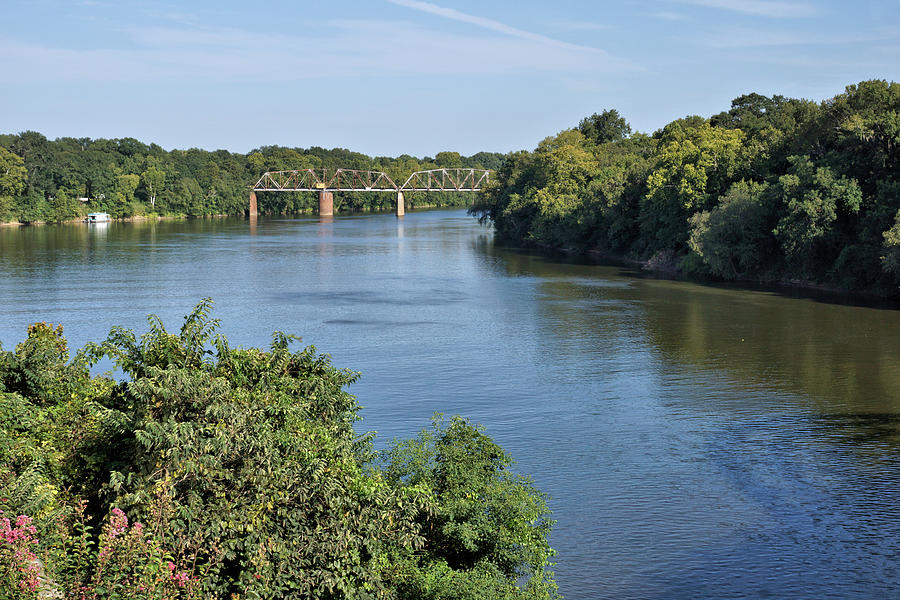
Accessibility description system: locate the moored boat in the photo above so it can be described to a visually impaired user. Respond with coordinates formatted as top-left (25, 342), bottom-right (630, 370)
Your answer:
top-left (85, 212), bottom-right (110, 223)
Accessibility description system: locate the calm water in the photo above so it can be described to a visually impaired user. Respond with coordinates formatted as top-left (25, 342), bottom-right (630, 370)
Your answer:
top-left (3, 209), bottom-right (900, 599)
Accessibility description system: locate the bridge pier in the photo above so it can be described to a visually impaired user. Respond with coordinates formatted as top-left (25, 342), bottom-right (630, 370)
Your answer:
top-left (249, 191), bottom-right (258, 217)
top-left (318, 191), bottom-right (334, 216)
top-left (396, 191), bottom-right (405, 217)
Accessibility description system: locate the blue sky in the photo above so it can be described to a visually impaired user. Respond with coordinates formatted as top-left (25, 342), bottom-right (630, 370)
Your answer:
top-left (2, 0), bottom-right (898, 157)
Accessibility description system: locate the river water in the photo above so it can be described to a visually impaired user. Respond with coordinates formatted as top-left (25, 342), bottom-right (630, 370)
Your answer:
top-left (2, 209), bottom-right (900, 599)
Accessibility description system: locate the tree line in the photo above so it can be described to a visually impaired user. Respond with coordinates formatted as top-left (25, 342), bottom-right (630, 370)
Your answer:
top-left (0, 133), bottom-right (504, 223)
top-left (470, 80), bottom-right (900, 296)
top-left (0, 300), bottom-right (557, 599)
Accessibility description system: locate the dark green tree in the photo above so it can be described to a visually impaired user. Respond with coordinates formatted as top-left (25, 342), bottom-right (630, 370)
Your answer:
top-left (773, 155), bottom-right (862, 277)
top-left (382, 415), bottom-right (558, 600)
top-left (0, 146), bottom-right (27, 221)
top-left (686, 180), bottom-right (775, 279)
top-left (578, 109), bottom-right (632, 145)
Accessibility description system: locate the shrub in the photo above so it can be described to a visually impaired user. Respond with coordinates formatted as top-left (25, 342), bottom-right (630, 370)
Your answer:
top-left (0, 301), bottom-right (558, 599)
top-left (0, 511), bottom-right (41, 599)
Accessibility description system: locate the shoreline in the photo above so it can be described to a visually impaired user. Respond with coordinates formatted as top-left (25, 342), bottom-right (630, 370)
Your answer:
top-left (0, 203), bottom-right (470, 227)
top-left (598, 249), bottom-right (900, 306)
top-left (0, 214), bottom-right (193, 227)
top-left (513, 240), bottom-right (900, 306)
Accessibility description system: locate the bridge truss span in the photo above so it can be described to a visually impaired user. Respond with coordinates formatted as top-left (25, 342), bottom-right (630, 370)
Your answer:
top-left (253, 168), bottom-right (399, 192)
top-left (400, 168), bottom-right (490, 192)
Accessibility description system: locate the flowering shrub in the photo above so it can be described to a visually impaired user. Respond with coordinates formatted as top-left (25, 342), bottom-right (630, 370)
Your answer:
top-left (0, 511), bottom-right (41, 599)
top-left (2, 506), bottom-right (200, 600)
top-left (70, 507), bottom-right (200, 600)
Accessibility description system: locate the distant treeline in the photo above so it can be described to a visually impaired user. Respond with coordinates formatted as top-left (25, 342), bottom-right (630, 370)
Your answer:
top-left (0, 132), bottom-right (505, 222)
top-left (470, 80), bottom-right (900, 296)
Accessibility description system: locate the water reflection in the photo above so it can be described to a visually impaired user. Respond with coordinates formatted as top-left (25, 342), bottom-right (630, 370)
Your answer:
top-left (483, 245), bottom-right (900, 412)
top-left (637, 278), bottom-right (900, 412)
top-left (87, 222), bottom-right (109, 236)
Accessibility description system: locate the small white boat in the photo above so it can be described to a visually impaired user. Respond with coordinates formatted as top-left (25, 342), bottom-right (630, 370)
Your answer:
top-left (85, 212), bottom-right (110, 223)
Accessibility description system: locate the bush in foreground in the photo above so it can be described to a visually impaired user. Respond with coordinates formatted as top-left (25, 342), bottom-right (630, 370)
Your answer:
top-left (0, 300), bottom-right (558, 599)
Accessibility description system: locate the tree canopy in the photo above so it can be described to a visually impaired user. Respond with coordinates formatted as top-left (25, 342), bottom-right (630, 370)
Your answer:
top-left (471, 80), bottom-right (900, 296)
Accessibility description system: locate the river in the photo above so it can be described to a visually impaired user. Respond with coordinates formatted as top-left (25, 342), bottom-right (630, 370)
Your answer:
top-left (2, 209), bottom-right (900, 599)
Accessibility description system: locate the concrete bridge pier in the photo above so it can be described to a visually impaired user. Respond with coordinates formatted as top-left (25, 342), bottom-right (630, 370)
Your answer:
top-left (318, 191), bottom-right (334, 216)
top-left (249, 191), bottom-right (258, 217)
top-left (396, 191), bottom-right (405, 217)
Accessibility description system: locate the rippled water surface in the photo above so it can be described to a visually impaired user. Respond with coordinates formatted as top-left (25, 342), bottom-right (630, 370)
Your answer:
top-left (3, 210), bottom-right (900, 599)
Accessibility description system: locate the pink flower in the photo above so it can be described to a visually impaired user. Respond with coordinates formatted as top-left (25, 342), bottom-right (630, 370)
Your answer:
top-left (172, 571), bottom-right (190, 587)
top-left (108, 508), bottom-right (128, 537)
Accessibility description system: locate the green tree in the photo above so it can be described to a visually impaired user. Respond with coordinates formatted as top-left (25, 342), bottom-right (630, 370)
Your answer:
top-left (882, 209), bottom-right (900, 278)
top-left (115, 173), bottom-right (140, 212)
top-left (470, 151), bottom-right (542, 242)
top-left (0, 146), bottom-right (27, 197)
top-left (248, 151), bottom-right (266, 175)
top-left (0, 195), bottom-right (15, 222)
top-left (773, 155), bottom-right (862, 277)
top-left (516, 130), bottom-right (599, 247)
top-left (0, 146), bottom-right (27, 221)
top-left (140, 166), bottom-right (165, 209)
top-left (435, 151), bottom-right (462, 167)
top-left (382, 415), bottom-right (558, 600)
top-left (686, 180), bottom-right (774, 279)
top-left (167, 177), bottom-right (203, 215)
top-left (824, 80), bottom-right (900, 194)
top-left (641, 119), bottom-right (746, 251)
top-left (49, 188), bottom-right (82, 222)
top-left (0, 322), bottom-right (115, 519)
top-left (578, 109), bottom-right (632, 145)
top-left (95, 300), bottom-right (426, 598)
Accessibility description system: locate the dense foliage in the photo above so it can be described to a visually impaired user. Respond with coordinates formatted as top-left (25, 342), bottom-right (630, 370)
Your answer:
top-left (0, 133), bottom-right (503, 223)
top-left (0, 301), bottom-right (557, 599)
top-left (470, 80), bottom-right (900, 295)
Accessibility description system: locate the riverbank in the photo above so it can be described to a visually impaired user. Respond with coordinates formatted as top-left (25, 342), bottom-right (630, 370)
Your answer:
top-left (614, 249), bottom-right (899, 304)
top-left (517, 239), bottom-right (900, 305)
top-left (1, 202), bottom-right (471, 227)
top-left (0, 214), bottom-right (191, 227)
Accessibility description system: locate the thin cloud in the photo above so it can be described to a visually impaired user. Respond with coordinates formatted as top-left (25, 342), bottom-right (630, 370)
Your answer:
top-left (676, 0), bottom-right (817, 18)
top-left (136, 2), bottom-right (206, 28)
top-left (0, 17), bottom-right (634, 85)
top-left (558, 20), bottom-right (615, 32)
top-left (701, 27), bottom-right (899, 48)
top-left (386, 0), bottom-right (602, 52)
top-left (649, 11), bottom-right (687, 20)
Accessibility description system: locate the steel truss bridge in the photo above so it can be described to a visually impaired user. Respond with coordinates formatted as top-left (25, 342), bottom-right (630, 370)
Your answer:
top-left (249, 168), bottom-right (490, 216)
